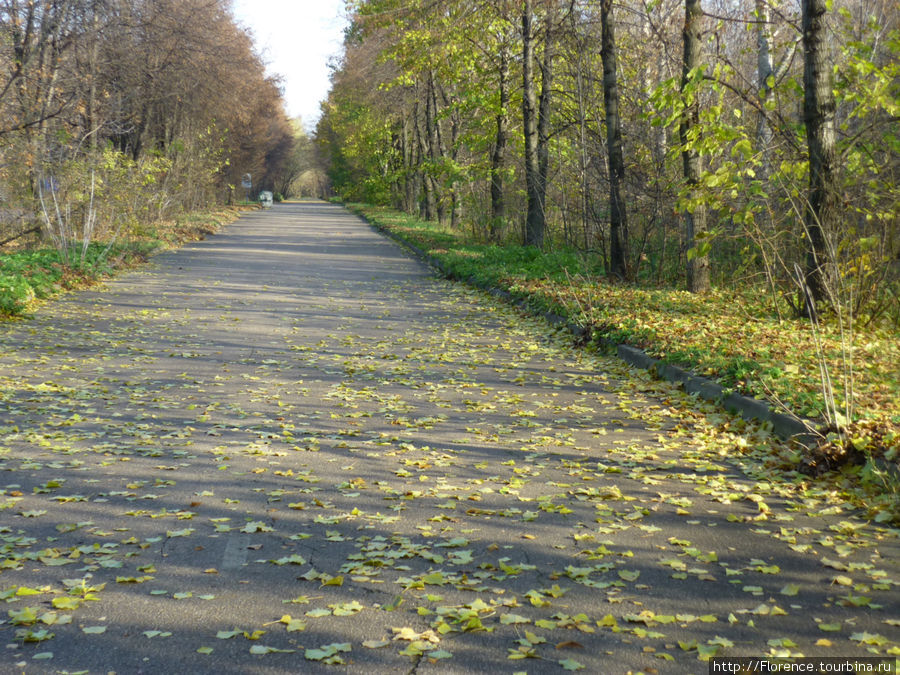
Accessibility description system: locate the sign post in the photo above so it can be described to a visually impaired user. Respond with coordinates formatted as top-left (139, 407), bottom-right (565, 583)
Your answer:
top-left (241, 174), bottom-right (252, 202)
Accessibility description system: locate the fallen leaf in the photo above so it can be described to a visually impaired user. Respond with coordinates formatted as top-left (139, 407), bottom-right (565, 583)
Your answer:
top-left (82, 626), bottom-right (107, 634)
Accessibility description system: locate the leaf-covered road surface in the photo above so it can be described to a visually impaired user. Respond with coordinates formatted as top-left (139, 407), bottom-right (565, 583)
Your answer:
top-left (1, 203), bottom-right (897, 675)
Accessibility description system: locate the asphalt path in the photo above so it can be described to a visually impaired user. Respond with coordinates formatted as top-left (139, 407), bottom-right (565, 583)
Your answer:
top-left (0, 202), bottom-right (897, 674)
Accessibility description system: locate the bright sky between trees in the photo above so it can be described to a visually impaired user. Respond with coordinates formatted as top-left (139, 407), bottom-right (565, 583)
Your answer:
top-left (230, 0), bottom-right (349, 131)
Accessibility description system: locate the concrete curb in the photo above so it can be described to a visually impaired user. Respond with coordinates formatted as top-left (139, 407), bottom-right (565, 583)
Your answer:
top-left (356, 208), bottom-right (820, 447)
top-left (616, 345), bottom-right (817, 445)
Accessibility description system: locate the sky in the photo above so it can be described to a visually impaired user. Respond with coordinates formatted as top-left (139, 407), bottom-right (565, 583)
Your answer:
top-left (230, 0), bottom-right (349, 132)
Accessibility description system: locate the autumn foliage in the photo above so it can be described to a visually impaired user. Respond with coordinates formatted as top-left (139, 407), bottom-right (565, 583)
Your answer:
top-left (320, 0), bottom-right (898, 323)
top-left (0, 0), bottom-right (294, 246)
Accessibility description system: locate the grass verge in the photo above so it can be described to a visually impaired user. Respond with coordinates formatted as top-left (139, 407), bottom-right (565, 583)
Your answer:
top-left (0, 207), bottom-right (246, 318)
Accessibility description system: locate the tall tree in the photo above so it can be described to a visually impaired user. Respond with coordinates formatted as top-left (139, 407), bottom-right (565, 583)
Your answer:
top-left (679, 0), bottom-right (710, 293)
top-left (600, 0), bottom-right (628, 279)
top-left (536, 10), bottom-right (555, 241)
top-left (522, 0), bottom-right (557, 248)
top-left (521, 0), bottom-right (543, 247)
top-left (800, 0), bottom-right (836, 311)
top-left (489, 39), bottom-right (510, 240)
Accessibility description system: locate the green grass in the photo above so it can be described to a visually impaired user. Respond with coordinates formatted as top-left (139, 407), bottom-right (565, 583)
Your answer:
top-left (1, 248), bottom-right (69, 315)
top-left (0, 243), bottom-right (149, 316)
top-left (349, 202), bottom-right (900, 451)
top-left (0, 208), bottom-right (241, 317)
top-left (346, 206), bottom-right (600, 286)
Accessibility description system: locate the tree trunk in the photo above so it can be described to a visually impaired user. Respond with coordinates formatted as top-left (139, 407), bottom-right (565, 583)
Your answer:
top-left (521, 0), bottom-right (544, 247)
top-left (401, 114), bottom-right (415, 213)
top-left (425, 71), bottom-right (445, 224)
top-left (755, 0), bottom-right (775, 176)
top-left (490, 42), bottom-right (510, 241)
top-left (434, 85), bottom-right (461, 229)
top-left (801, 0), bottom-right (836, 309)
top-left (573, 51), bottom-right (589, 251)
top-left (601, 0), bottom-right (628, 280)
top-left (448, 104), bottom-right (462, 230)
top-left (414, 95), bottom-right (436, 221)
top-left (680, 0), bottom-right (711, 293)
top-left (536, 24), bottom-right (554, 247)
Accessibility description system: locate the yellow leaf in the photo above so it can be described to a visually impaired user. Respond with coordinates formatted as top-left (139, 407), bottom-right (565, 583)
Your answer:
top-left (597, 614), bottom-right (618, 628)
top-left (51, 597), bottom-right (80, 610)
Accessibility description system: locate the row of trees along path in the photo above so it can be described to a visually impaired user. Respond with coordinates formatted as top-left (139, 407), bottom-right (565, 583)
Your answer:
top-left (321, 0), bottom-right (896, 318)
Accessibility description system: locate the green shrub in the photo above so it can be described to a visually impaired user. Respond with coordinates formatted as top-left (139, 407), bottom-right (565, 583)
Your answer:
top-left (0, 243), bottom-right (145, 316)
